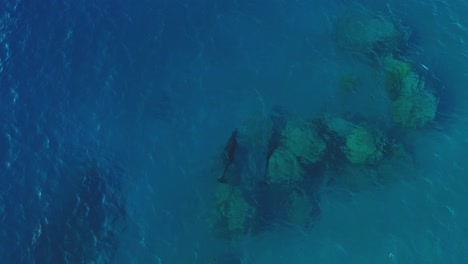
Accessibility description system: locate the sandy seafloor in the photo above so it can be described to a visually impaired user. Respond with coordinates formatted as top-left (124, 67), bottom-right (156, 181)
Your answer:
top-left (1, 0), bottom-right (468, 263)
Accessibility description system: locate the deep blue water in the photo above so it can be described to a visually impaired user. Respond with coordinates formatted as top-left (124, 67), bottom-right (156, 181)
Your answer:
top-left (1, 0), bottom-right (468, 263)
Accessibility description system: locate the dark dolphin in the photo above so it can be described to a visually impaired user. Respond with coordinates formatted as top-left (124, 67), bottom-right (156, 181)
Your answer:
top-left (217, 129), bottom-right (238, 184)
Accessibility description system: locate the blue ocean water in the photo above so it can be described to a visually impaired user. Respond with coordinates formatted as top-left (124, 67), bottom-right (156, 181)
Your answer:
top-left (1, 0), bottom-right (468, 263)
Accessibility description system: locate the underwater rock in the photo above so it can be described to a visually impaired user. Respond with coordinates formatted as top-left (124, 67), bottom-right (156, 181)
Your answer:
top-left (381, 56), bottom-right (438, 128)
top-left (344, 124), bottom-right (386, 165)
top-left (381, 55), bottom-right (439, 128)
top-left (382, 55), bottom-right (413, 99)
top-left (213, 184), bottom-right (256, 236)
top-left (391, 90), bottom-right (438, 128)
top-left (333, 10), bottom-right (406, 58)
top-left (318, 114), bottom-right (387, 165)
top-left (281, 119), bottom-right (326, 168)
top-left (266, 146), bottom-right (306, 186)
top-left (317, 114), bottom-right (355, 165)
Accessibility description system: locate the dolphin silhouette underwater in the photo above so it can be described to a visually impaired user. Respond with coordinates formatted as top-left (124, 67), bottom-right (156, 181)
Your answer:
top-left (217, 129), bottom-right (238, 184)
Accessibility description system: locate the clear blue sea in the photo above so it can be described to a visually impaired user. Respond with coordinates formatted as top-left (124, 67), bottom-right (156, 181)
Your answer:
top-left (1, 0), bottom-right (468, 263)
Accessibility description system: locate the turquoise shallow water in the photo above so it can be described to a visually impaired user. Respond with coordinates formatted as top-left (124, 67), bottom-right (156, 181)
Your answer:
top-left (1, 0), bottom-right (468, 263)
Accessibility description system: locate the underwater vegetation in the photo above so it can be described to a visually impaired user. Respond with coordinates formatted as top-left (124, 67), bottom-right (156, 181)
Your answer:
top-left (208, 6), bottom-right (446, 241)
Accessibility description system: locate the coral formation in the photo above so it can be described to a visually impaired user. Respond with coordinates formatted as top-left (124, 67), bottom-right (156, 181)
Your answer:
top-left (344, 125), bottom-right (386, 165)
top-left (214, 184), bottom-right (255, 234)
top-left (266, 146), bottom-right (305, 186)
top-left (281, 120), bottom-right (326, 167)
